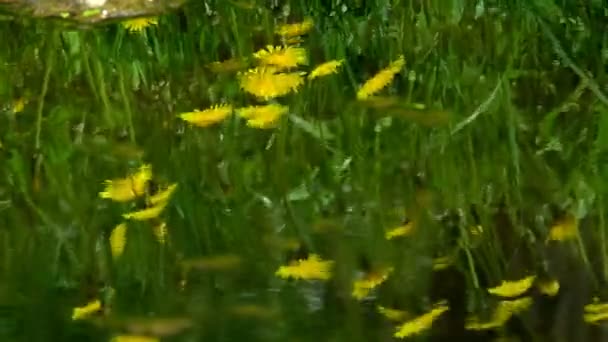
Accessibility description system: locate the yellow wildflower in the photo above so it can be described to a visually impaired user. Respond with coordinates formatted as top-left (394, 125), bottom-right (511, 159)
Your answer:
top-left (352, 267), bottom-right (394, 300)
top-left (110, 335), bottom-right (159, 342)
top-left (487, 275), bottom-right (536, 298)
top-left (237, 104), bottom-right (289, 129)
top-left (308, 59), bottom-right (344, 80)
top-left (254, 45), bottom-right (308, 70)
top-left (123, 202), bottom-right (167, 221)
top-left (466, 297), bottom-right (533, 330)
top-left (275, 18), bottom-right (314, 37)
top-left (12, 97), bottom-right (27, 113)
top-left (148, 183), bottom-right (178, 206)
top-left (394, 301), bottom-right (449, 339)
top-left (537, 278), bottom-right (560, 297)
top-left (547, 214), bottom-right (578, 242)
top-left (152, 222), bottom-right (168, 244)
top-left (122, 17), bottom-right (158, 33)
top-left (238, 68), bottom-right (305, 100)
top-left (585, 299), bottom-right (608, 314)
top-left (179, 105), bottom-right (233, 127)
top-left (99, 164), bottom-right (152, 202)
top-left (275, 254), bottom-right (333, 281)
top-left (432, 256), bottom-right (453, 271)
top-left (385, 222), bottom-right (414, 240)
top-left (377, 305), bottom-right (409, 322)
top-left (72, 299), bottom-right (102, 320)
top-left (109, 222), bottom-right (128, 259)
top-left (357, 55), bottom-right (405, 100)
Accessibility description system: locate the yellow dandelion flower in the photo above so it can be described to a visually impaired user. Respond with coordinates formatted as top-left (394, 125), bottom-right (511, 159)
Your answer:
top-left (152, 222), bottom-right (168, 244)
top-left (385, 222), bottom-right (414, 240)
top-left (585, 311), bottom-right (608, 324)
top-left (72, 299), bottom-right (102, 320)
top-left (487, 275), bottom-right (536, 298)
top-left (585, 298), bottom-right (608, 314)
top-left (356, 55), bottom-right (405, 100)
top-left (308, 59), bottom-right (344, 80)
top-left (122, 17), bottom-right (158, 33)
top-left (109, 222), bottom-right (128, 259)
top-left (12, 97), bottom-right (28, 113)
top-left (110, 335), bottom-right (159, 342)
top-left (466, 297), bottom-right (533, 330)
top-left (275, 18), bottom-right (314, 37)
top-left (179, 105), bottom-right (233, 128)
top-left (377, 305), bottom-right (409, 322)
top-left (394, 301), bottom-right (449, 339)
top-left (148, 183), bottom-right (178, 206)
top-left (275, 254), bottom-right (333, 281)
top-left (352, 267), bottom-right (394, 300)
top-left (238, 68), bottom-right (305, 100)
top-left (537, 278), bottom-right (560, 297)
top-left (122, 202), bottom-right (167, 221)
top-left (547, 214), bottom-right (578, 242)
top-left (254, 45), bottom-right (308, 70)
top-left (237, 104), bottom-right (289, 129)
top-left (99, 164), bottom-right (153, 202)
top-left (432, 256), bottom-right (453, 271)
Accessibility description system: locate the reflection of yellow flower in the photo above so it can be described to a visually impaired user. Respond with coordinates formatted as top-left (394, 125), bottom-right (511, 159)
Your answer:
top-left (238, 68), bottom-right (305, 100)
top-left (547, 214), bottom-right (578, 242)
top-left (308, 60), bottom-right (344, 80)
top-left (72, 299), bottom-right (102, 320)
top-left (179, 105), bottom-right (232, 127)
top-left (357, 55), bottom-right (405, 100)
top-left (352, 267), bottom-right (393, 300)
top-left (275, 18), bottom-right (314, 37)
top-left (122, 17), bottom-right (158, 33)
top-left (466, 297), bottom-right (533, 330)
top-left (237, 104), bottom-right (289, 129)
top-left (377, 305), bottom-right (409, 322)
top-left (385, 222), bottom-right (414, 240)
top-left (275, 254), bottom-right (333, 281)
top-left (254, 45), bottom-right (307, 70)
top-left (537, 278), bottom-right (560, 297)
top-left (99, 164), bottom-right (152, 202)
top-left (394, 301), bottom-right (448, 338)
top-left (123, 202), bottom-right (167, 221)
top-left (110, 335), bottom-right (159, 342)
top-left (109, 222), bottom-right (128, 259)
top-left (487, 275), bottom-right (536, 298)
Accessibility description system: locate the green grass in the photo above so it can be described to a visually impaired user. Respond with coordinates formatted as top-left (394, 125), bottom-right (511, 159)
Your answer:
top-left (0, 0), bottom-right (607, 341)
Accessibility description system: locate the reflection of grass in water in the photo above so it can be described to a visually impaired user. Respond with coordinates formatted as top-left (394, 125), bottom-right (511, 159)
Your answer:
top-left (0, 1), bottom-right (607, 341)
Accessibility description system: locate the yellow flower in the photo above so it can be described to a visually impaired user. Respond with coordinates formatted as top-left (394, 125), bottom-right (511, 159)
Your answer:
top-left (237, 104), bottom-right (289, 129)
top-left (394, 301), bottom-right (449, 339)
top-left (432, 256), bottom-right (453, 271)
top-left (275, 254), bottom-right (333, 281)
top-left (377, 305), bottom-right (409, 322)
top-left (585, 299), bottom-right (608, 314)
top-left (72, 299), bottom-right (102, 320)
top-left (357, 55), bottom-right (405, 100)
top-left (275, 18), bottom-right (314, 37)
top-left (385, 222), bottom-right (414, 240)
top-left (352, 267), bottom-right (393, 300)
top-left (12, 97), bottom-right (27, 113)
top-left (487, 275), bottom-right (536, 298)
top-left (537, 278), bottom-right (560, 297)
top-left (152, 222), bottom-right (168, 244)
top-left (148, 183), bottom-right (178, 206)
top-left (547, 214), bottom-right (578, 242)
top-left (466, 297), bottom-right (533, 331)
top-left (179, 105), bottom-right (233, 127)
top-left (308, 60), bottom-right (344, 80)
top-left (109, 222), bottom-right (128, 259)
top-left (122, 202), bottom-right (167, 221)
top-left (99, 164), bottom-right (153, 202)
top-left (253, 45), bottom-right (308, 70)
top-left (238, 68), bottom-right (305, 100)
top-left (110, 335), bottom-right (159, 342)
top-left (122, 17), bottom-right (158, 33)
